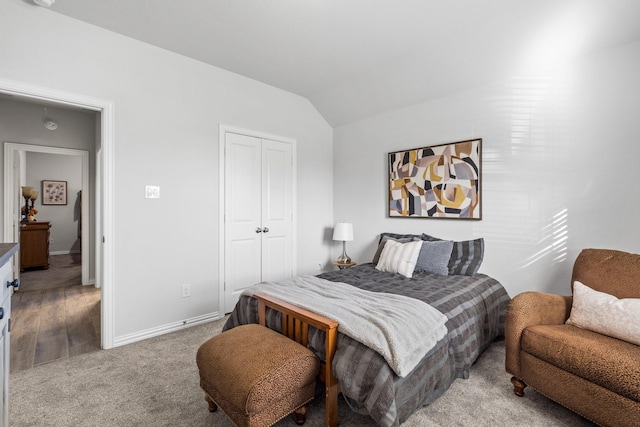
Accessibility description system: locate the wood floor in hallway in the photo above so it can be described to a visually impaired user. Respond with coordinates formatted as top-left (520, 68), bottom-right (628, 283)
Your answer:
top-left (10, 284), bottom-right (101, 373)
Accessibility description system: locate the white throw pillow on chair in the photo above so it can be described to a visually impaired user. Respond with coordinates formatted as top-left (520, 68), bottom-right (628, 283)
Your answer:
top-left (566, 280), bottom-right (640, 346)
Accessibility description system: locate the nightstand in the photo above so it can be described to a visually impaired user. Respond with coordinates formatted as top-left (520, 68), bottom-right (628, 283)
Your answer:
top-left (333, 261), bottom-right (356, 270)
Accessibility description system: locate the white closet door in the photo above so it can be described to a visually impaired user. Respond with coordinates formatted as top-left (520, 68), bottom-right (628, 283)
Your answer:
top-left (224, 133), bottom-right (263, 313)
top-left (223, 132), bottom-right (294, 313)
top-left (261, 139), bottom-right (293, 282)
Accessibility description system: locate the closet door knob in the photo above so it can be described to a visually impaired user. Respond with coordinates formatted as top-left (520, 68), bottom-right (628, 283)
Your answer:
top-left (0, 307), bottom-right (4, 320)
top-left (262, 227), bottom-right (269, 233)
top-left (255, 227), bottom-right (263, 233)
top-left (7, 279), bottom-right (19, 289)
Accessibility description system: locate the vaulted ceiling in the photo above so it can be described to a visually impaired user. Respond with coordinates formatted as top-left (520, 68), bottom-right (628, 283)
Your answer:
top-left (44, 0), bottom-right (640, 127)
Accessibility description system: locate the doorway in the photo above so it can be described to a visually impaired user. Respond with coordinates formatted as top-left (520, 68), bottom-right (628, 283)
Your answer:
top-left (5, 144), bottom-right (90, 285)
top-left (5, 144), bottom-right (94, 371)
top-left (0, 77), bottom-right (115, 350)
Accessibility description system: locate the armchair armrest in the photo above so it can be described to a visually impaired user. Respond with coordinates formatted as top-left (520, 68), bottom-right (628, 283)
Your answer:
top-left (505, 291), bottom-right (572, 378)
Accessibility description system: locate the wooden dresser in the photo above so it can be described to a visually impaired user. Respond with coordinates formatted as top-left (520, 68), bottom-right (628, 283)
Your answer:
top-left (20, 221), bottom-right (51, 271)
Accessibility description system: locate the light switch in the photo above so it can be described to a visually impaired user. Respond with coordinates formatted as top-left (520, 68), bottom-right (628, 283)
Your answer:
top-left (145, 185), bottom-right (160, 199)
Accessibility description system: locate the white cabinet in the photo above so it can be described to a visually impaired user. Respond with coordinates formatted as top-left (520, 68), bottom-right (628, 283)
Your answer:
top-left (223, 131), bottom-right (294, 313)
top-left (0, 243), bottom-right (18, 427)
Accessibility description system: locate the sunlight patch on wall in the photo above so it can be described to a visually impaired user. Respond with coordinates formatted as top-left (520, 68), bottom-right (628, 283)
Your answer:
top-left (508, 77), bottom-right (570, 270)
top-left (521, 208), bottom-right (569, 269)
top-left (477, 74), bottom-right (571, 277)
top-left (508, 78), bottom-right (553, 156)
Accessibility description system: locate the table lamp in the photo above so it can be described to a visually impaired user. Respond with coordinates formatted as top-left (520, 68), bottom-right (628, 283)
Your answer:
top-left (333, 222), bottom-right (354, 263)
top-left (21, 186), bottom-right (34, 223)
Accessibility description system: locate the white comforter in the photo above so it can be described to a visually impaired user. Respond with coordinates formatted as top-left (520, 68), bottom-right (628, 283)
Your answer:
top-left (242, 275), bottom-right (448, 377)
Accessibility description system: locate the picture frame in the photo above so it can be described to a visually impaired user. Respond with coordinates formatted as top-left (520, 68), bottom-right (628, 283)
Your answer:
top-left (388, 138), bottom-right (481, 219)
top-left (41, 180), bottom-right (68, 205)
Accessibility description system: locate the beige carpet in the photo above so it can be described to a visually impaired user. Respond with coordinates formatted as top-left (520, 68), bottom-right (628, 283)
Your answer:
top-left (10, 316), bottom-right (596, 427)
top-left (18, 253), bottom-right (82, 292)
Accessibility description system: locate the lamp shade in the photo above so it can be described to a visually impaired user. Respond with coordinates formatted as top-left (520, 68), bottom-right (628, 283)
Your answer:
top-left (332, 222), bottom-right (353, 241)
top-left (21, 186), bottom-right (34, 198)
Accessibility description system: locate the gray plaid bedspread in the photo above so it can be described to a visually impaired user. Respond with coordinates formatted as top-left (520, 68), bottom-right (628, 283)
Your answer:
top-left (223, 263), bottom-right (510, 426)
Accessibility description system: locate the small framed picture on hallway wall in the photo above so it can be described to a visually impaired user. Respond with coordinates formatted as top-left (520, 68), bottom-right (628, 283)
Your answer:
top-left (41, 180), bottom-right (67, 205)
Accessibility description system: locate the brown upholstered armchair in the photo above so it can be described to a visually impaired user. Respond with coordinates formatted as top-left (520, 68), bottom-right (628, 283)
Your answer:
top-left (505, 248), bottom-right (640, 427)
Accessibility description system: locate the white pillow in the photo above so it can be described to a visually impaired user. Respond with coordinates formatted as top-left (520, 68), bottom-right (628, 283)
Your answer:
top-left (566, 280), bottom-right (640, 346)
top-left (375, 239), bottom-right (423, 278)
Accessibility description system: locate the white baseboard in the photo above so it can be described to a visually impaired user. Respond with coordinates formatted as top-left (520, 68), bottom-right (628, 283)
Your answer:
top-left (50, 250), bottom-right (71, 256)
top-left (112, 312), bottom-right (222, 348)
top-left (50, 250), bottom-right (81, 256)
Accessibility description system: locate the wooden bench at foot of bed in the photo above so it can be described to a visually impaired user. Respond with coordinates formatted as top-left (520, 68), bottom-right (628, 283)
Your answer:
top-left (256, 293), bottom-right (339, 427)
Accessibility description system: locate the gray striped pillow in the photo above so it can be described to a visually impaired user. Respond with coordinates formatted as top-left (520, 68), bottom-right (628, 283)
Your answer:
top-left (421, 233), bottom-right (484, 276)
top-left (377, 232), bottom-right (422, 244)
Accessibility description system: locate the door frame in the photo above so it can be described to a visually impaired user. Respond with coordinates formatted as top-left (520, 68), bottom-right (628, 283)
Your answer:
top-left (218, 124), bottom-right (297, 315)
top-left (0, 78), bottom-right (115, 349)
top-left (4, 143), bottom-right (90, 284)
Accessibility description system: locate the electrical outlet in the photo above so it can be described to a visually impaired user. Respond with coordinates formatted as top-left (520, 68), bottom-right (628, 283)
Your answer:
top-left (182, 284), bottom-right (191, 298)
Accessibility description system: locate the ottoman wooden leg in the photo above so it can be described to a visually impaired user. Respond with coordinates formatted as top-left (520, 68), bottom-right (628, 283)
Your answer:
top-left (293, 404), bottom-right (308, 425)
top-left (205, 394), bottom-right (218, 412)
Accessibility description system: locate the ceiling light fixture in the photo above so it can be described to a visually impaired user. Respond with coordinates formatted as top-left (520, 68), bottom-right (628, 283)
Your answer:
top-left (44, 120), bottom-right (58, 130)
top-left (33, 0), bottom-right (55, 7)
top-left (42, 108), bottom-right (58, 130)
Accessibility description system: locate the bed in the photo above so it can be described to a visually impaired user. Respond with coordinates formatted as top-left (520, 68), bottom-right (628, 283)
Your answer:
top-left (223, 233), bottom-right (511, 427)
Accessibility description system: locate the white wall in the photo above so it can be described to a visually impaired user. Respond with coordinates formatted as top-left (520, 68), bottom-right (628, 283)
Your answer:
top-left (333, 39), bottom-right (640, 298)
top-left (0, 1), bottom-right (333, 340)
top-left (26, 152), bottom-right (82, 254)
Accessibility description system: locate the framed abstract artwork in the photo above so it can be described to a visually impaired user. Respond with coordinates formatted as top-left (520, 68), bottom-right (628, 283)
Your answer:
top-left (42, 180), bottom-right (67, 205)
top-left (388, 139), bottom-right (481, 219)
